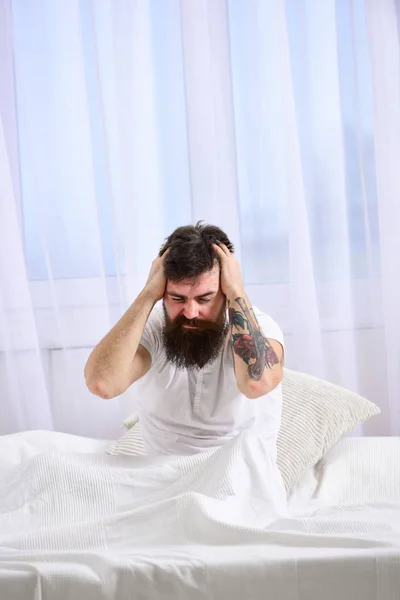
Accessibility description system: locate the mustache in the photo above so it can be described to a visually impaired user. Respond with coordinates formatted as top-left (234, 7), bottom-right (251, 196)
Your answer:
top-left (166, 313), bottom-right (223, 333)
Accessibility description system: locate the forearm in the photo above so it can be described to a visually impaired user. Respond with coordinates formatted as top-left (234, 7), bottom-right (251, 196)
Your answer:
top-left (227, 291), bottom-right (282, 399)
top-left (84, 288), bottom-right (156, 396)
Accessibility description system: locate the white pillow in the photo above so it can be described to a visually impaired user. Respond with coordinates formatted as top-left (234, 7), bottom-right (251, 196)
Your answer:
top-left (277, 369), bottom-right (380, 490)
top-left (313, 436), bottom-right (400, 505)
top-left (107, 369), bottom-right (380, 491)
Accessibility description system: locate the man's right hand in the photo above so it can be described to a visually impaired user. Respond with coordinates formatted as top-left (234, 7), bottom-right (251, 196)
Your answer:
top-left (86, 251), bottom-right (166, 397)
top-left (144, 248), bottom-right (169, 301)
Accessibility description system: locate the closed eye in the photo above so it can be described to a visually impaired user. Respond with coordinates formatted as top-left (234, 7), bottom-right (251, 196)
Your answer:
top-left (170, 297), bottom-right (211, 304)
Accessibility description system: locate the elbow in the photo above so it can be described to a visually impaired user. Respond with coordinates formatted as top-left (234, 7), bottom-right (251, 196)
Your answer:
top-left (240, 381), bottom-right (271, 399)
top-left (239, 368), bottom-right (283, 399)
top-left (84, 357), bottom-right (115, 399)
top-left (85, 377), bottom-right (115, 400)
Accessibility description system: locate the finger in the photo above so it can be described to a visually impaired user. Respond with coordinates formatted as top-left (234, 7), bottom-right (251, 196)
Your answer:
top-left (161, 248), bottom-right (170, 263)
top-left (159, 244), bottom-right (170, 257)
top-left (211, 243), bottom-right (225, 258)
top-left (216, 242), bottom-right (231, 256)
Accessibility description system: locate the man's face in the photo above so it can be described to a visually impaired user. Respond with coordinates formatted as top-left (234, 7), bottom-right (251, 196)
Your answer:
top-left (162, 266), bottom-right (229, 369)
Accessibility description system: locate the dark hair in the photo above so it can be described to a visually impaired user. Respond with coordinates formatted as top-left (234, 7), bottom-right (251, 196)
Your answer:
top-left (160, 221), bottom-right (234, 282)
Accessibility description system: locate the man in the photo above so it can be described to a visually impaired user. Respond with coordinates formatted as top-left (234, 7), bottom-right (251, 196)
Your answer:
top-left (85, 222), bottom-right (284, 456)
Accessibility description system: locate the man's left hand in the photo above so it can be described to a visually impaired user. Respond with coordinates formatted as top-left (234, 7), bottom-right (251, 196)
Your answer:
top-left (212, 242), bottom-right (245, 299)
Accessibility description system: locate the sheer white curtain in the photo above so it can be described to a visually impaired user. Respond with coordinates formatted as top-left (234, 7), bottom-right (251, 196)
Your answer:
top-left (0, 0), bottom-right (399, 438)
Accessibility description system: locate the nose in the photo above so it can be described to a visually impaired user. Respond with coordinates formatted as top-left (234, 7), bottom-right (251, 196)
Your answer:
top-left (183, 301), bottom-right (199, 320)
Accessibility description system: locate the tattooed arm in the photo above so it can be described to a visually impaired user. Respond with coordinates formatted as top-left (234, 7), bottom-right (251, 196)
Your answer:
top-left (227, 292), bottom-right (283, 398)
top-left (212, 242), bottom-right (283, 399)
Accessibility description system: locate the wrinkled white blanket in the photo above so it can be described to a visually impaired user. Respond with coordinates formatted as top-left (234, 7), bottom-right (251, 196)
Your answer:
top-left (1, 430), bottom-right (400, 600)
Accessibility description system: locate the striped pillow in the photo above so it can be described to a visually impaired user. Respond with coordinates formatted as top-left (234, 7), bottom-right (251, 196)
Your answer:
top-left (278, 369), bottom-right (380, 490)
top-left (106, 369), bottom-right (380, 491)
top-left (106, 415), bottom-right (145, 456)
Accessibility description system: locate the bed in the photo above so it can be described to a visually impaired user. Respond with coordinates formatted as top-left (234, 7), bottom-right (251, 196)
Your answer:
top-left (0, 429), bottom-right (399, 600)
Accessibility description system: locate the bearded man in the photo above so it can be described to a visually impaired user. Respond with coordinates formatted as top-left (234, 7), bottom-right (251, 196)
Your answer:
top-left (85, 222), bottom-right (284, 456)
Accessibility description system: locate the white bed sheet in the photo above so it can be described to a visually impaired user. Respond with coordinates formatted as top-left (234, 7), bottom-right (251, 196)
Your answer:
top-left (0, 430), bottom-right (111, 471)
top-left (0, 430), bottom-right (399, 600)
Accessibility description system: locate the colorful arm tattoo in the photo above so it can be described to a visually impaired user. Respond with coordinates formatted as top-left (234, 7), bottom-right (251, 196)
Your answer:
top-left (229, 297), bottom-right (279, 381)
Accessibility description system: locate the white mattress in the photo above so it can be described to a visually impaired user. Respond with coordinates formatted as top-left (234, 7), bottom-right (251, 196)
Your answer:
top-left (0, 430), bottom-right (399, 600)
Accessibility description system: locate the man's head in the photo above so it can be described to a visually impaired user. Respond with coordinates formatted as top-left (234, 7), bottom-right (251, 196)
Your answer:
top-left (160, 222), bottom-right (234, 369)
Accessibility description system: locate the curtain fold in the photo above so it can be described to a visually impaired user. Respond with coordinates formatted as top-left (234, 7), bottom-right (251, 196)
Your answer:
top-left (0, 0), bottom-right (398, 437)
top-left (365, 0), bottom-right (400, 435)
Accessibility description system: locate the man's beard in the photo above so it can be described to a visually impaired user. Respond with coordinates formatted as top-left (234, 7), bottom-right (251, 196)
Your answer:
top-left (162, 302), bottom-right (229, 370)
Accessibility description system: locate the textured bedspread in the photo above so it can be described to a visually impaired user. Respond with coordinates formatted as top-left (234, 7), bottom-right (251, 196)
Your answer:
top-left (1, 430), bottom-right (399, 600)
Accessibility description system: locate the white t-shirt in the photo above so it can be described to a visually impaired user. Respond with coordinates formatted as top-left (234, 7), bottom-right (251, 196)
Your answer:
top-left (137, 304), bottom-right (284, 456)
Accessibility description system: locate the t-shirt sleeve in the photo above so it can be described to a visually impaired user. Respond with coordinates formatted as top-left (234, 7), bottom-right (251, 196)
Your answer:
top-left (139, 306), bottom-right (163, 364)
top-left (252, 306), bottom-right (284, 348)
